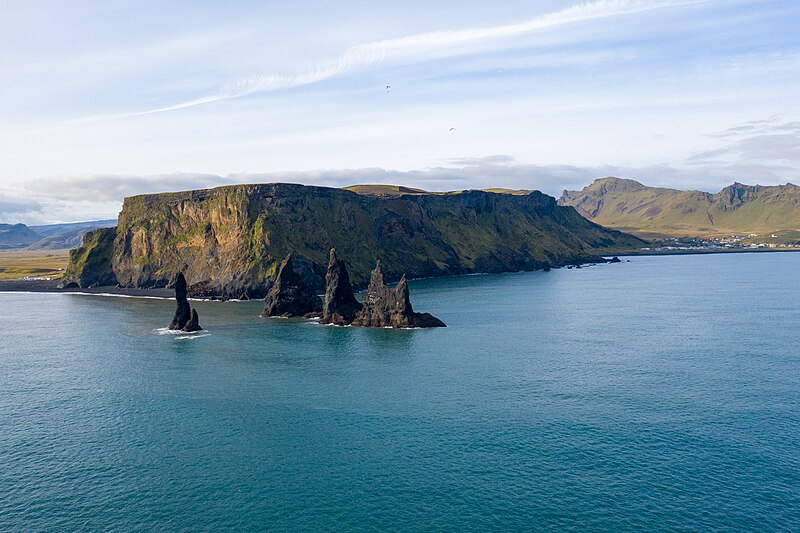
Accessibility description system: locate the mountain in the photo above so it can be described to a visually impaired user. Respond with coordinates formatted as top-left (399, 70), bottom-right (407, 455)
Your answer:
top-left (26, 220), bottom-right (117, 250)
top-left (558, 178), bottom-right (800, 239)
top-left (27, 228), bottom-right (100, 250)
top-left (29, 219), bottom-right (117, 238)
top-left (62, 183), bottom-right (643, 296)
top-left (0, 223), bottom-right (42, 249)
top-left (0, 219), bottom-right (117, 250)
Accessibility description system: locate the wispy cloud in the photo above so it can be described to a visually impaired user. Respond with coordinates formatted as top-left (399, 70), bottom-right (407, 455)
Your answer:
top-left (690, 119), bottom-right (800, 166)
top-left (79, 0), bottom-right (706, 122)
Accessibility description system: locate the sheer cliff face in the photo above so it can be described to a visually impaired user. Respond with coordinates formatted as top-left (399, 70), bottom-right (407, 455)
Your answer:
top-left (66, 183), bottom-right (643, 297)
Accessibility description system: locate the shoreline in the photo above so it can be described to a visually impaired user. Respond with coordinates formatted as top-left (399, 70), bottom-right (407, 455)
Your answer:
top-left (3, 247), bottom-right (798, 299)
top-left (0, 280), bottom-right (173, 298)
top-left (617, 247), bottom-right (800, 258)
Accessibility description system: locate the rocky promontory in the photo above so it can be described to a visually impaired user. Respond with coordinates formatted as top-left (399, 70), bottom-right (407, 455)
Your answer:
top-left (63, 183), bottom-right (644, 297)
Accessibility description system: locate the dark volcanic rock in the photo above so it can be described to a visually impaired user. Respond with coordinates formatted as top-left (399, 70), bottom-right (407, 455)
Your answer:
top-left (320, 248), bottom-right (363, 325)
top-left (609, 256), bottom-right (622, 263)
top-left (168, 272), bottom-right (192, 330)
top-left (262, 254), bottom-right (323, 318)
top-left (351, 260), bottom-right (445, 328)
top-left (182, 308), bottom-right (203, 332)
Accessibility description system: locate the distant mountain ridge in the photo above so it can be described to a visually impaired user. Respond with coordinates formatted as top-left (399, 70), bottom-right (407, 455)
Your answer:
top-left (29, 219), bottom-right (117, 238)
top-left (0, 223), bottom-right (42, 249)
top-left (0, 219), bottom-right (116, 250)
top-left (558, 178), bottom-right (800, 240)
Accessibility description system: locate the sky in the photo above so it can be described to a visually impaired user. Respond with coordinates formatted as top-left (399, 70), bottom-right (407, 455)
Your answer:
top-left (1, 0), bottom-right (799, 223)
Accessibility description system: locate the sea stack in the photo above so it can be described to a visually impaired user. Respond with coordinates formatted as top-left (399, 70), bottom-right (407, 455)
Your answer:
top-left (320, 248), bottom-right (362, 325)
top-left (168, 272), bottom-right (192, 330)
top-left (351, 260), bottom-right (445, 328)
top-left (262, 254), bottom-right (323, 318)
top-left (182, 308), bottom-right (202, 332)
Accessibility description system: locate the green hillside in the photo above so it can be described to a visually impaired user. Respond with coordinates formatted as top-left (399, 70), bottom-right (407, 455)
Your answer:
top-left (559, 178), bottom-right (800, 240)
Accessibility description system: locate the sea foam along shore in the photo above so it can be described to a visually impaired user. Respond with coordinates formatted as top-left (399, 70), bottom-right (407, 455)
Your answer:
top-left (0, 280), bottom-right (173, 298)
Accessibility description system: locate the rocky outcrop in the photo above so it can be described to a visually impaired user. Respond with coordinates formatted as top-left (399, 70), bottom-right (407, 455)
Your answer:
top-left (320, 248), bottom-right (362, 325)
top-left (350, 260), bottom-right (445, 328)
top-left (168, 272), bottom-right (192, 330)
top-left (261, 254), bottom-right (323, 318)
top-left (609, 256), bottom-right (621, 263)
top-left (59, 227), bottom-right (117, 288)
top-left (182, 308), bottom-right (202, 332)
top-left (64, 183), bottom-right (643, 297)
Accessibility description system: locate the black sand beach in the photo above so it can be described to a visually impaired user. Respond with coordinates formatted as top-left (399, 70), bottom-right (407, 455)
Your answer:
top-left (0, 280), bottom-right (173, 298)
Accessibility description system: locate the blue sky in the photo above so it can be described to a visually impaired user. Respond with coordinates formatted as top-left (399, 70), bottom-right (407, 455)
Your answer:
top-left (1, 0), bottom-right (799, 223)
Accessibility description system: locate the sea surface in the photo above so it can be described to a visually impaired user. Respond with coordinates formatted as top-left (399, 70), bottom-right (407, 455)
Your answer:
top-left (1, 252), bottom-right (799, 531)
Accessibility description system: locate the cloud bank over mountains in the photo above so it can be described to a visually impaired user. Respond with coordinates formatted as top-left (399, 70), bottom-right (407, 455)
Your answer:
top-left (1, 0), bottom-right (798, 223)
top-left (5, 114), bottom-right (797, 225)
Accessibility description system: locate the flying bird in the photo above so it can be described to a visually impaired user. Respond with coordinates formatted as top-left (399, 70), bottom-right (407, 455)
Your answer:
top-left (385, 85), bottom-right (391, 93)
top-left (449, 127), bottom-right (457, 135)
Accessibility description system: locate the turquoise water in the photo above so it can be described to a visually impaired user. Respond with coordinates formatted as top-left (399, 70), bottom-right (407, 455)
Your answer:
top-left (1, 252), bottom-right (799, 531)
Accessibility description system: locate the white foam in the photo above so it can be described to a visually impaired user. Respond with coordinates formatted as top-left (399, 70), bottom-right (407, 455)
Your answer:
top-left (154, 327), bottom-right (183, 335)
top-left (74, 292), bottom-right (170, 300)
top-left (0, 290), bottom-right (170, 300)
top-left (176, 333), bottom-right (212, 340)
top-left (154, 327), bottom-right (211, 339)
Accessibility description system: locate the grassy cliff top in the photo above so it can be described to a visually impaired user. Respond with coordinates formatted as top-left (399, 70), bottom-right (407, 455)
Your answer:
top-left (124, 182), bottom-right (544, 205)
top-left (343, 184), bottom-right (430, 196)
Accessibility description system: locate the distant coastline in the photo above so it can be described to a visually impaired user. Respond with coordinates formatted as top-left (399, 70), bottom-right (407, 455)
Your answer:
top-left (0, 280), bottom-right (172, 298)
top-left (620, 247), bottom-right (800, 258)
top-left (4, 247), bottom-right (800, 298)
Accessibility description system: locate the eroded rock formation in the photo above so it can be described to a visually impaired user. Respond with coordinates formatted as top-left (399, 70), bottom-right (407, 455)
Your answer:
top-left (350, 260), bottom-right (445, 328)
top-left (168, 272), bottom-right (192, 330)
top-left (262, 254), bottom-right (323, 318)
top-left (320, 248), bottom-right (362, 325)
top-left (182, 308), bottom-right (202, 332)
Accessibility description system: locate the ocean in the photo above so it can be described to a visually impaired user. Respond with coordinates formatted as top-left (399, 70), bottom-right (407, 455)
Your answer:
top-left (1, 252), bottom-right (798, 531)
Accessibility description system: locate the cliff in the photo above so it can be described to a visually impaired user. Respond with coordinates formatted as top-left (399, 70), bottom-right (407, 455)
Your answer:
top-left (61, 227), bottom-right (117, 288)
top-left (559, 178), bottom-right (800, 239)
top-left (63, 183), bottom-right (643, 297)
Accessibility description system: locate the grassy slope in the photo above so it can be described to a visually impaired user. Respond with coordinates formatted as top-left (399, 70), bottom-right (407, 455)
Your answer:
top-left (0, 249), bottom-right (69, 281)
top-left (559, 178), bottom-right (800, 239)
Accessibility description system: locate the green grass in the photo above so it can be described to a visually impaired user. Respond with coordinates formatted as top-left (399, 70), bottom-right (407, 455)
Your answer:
top-left (561, 178), bottom-right (800, 242)
top-left (0, 250), bottom-right (69, 281)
